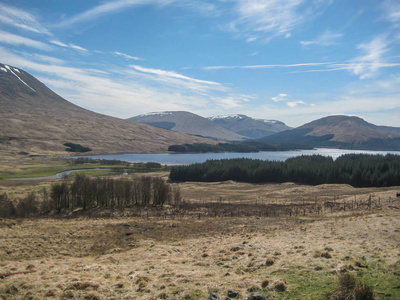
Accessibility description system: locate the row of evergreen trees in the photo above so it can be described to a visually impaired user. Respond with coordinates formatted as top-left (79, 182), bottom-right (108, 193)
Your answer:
top-left (0, 174), bottom-right (181, 217)
top-left (168, 142), bottom-right (308, 153)
top-left (169, 154), bottom-right (400, 187)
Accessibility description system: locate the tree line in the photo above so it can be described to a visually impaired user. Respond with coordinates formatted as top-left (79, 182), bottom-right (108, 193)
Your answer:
top-left (168, 142), bottom-right (310, 153)
top-left (64, 142), bottom-right (92, 153)
top-left (0, 174), bottom-right (181, 218)
top-left (169, 154), bottom-right (400, 187)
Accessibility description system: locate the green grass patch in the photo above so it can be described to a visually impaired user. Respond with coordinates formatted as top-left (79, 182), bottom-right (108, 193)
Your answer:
top-left (266, 259), bottom-right (400, 300)
top-left (0, 158), bottom-right (145, 179)
top-left (66, 169), bottom-right (113, 177)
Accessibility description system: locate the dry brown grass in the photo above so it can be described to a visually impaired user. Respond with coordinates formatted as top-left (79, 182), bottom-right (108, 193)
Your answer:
top-left (1, 178), bottom-right (400, 299)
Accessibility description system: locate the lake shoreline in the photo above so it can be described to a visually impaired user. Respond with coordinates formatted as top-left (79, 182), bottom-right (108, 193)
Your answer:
top-left (76, 148), bottom-right (400, 166)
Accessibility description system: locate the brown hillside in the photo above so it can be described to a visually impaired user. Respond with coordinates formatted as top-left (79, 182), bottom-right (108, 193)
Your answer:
top-left (0, 63), bottom-right (216, 159)
top-left (299, 115), bottom-right (396, 143)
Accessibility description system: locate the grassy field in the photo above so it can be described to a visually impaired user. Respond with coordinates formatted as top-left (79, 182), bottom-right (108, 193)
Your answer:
top-left (0, 159), bottom-right (399, 299)
top-left (0, 157), bottom-right (136, 179)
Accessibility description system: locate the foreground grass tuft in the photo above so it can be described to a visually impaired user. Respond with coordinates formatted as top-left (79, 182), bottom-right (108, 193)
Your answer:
top-left (325, 273), bottom-right (374, 300)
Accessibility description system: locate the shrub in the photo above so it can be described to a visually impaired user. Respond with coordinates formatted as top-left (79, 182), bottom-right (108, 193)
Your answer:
top-left (261, 279), bottom-right (269, 288)
top-left (0, 193), bottom-right (15, 217)
top-left (325, 273), bottom-right (374, 300)
top-left (265, 258), bottom-right (275, 266)
top-left (272, 279), bottom-right (287, 292)
top-left (314, 251), bottom-right (332, 259)
top-left (16, 192), bottom-right (38, 217)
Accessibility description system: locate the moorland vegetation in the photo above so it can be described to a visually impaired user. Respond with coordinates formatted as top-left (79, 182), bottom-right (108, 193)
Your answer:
top-left (1, 155), bottom-right (400, 299)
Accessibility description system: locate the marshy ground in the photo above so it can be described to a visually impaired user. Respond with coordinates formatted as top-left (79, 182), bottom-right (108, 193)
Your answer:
top-left (1, 171), bottom-right (400, 299)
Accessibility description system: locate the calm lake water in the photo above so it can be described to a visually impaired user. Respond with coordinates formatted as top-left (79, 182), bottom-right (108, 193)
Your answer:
top-left (80, 148), bottom-right (400, 165)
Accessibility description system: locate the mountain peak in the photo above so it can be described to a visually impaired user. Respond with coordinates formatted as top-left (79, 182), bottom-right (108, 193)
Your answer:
top-left (209, 114), bottom-right (291, 139)
top-left (259, 115), bottom-right (400, 150)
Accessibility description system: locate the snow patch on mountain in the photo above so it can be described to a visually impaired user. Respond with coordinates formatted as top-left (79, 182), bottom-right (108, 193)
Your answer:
top-left (139, 112), bottom-right (173, 117)
top-left (209, 114), bottom-right (247, 120)
top-left (211, 114), bottom-right (278, 124)
top-left (4, 65), bottom-right (36, 92)
top-left (258, 119), bottom-right (278, 124)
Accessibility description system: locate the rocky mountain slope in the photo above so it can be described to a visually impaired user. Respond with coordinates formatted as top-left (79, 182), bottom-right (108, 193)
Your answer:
top-left (0, 63), bottom-right (216, 158)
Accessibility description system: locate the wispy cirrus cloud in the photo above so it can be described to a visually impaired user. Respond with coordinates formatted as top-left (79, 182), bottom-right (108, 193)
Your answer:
top-left (203, 62), bottom-right (332, 70)
top-left (300, 30), bottom-right (343, 46)
top-left (114, 51), bottom-right (142, 61)
top-left (56, 0), bottom-right (150, 28)
top-left (226, 0), bottom-right (332, 42)
top-left (381, 0), bottom-right (400, 25)
top-left (50, 40), bottom-right (88, 52)
top-left (0, 3), bottom-right (50, 35)
top-left (55, 0), bottom-right (216, 28)
top-left (69, 44), bottom-right (88, 52)
top-left (348, 35), bottom-right (390, 79)
top-left (131, 65), bottom-right (226, 92)
top-left (289, 62), bottom-right (400, 75)
top-left (204, 35), bottom-right (399, 80)
top-left (49, 40), bottom-right (69, 48)
top-left (0, 30), bottom-right (52, 50)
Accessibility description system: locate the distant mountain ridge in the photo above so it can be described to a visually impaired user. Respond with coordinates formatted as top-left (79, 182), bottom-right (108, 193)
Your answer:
top-left (129, 112), bottom-right (291, 141)
top-left (258, 115), bottom-right (400, 150)
top-left (209, 114), bottom-right (291, 139)
top-left (128, 111), bottom-right (247, 141)
top-left (0, 63), bottom-right (216, 158)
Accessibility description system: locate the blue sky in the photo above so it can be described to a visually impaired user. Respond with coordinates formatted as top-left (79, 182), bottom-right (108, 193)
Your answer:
top-left (1, 0), bottom-right (399, 127)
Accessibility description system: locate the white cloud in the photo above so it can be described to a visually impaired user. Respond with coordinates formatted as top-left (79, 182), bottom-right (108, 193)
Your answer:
top-left (69, 44), bottom-right (88, 52)
top-left (131, 65), bottom-right (226, 93)
top-left (55, 0), bottom-right (216, 28)
top-left (218, 97), bottom-right (242, 109)
top-left (56, 0), bottom-right (149, 28)
top-left (203, 62), bottom-right (332, 70)
top-left (300, 30), bottom-right (343, 46)
top-left (22, 53), bottom-right (65, 64)
top-left (50, 40), bottom-right (88, 52)
top-left (50, 40), bottom-right (69, 48)
top-left (270, 93), bottom-right (307, 107)
top-left (0, 30), bottom-right (52, 50)
top-left (271, 93), bottom-right (288, 102)
top-left (0, 3), bottom-right (51, 35)
top-left (287, 100), bottom-right (306, 107)
top-left (381, 0), bottom-right (400, 25)
top-left (114, 51), bottom-right (142, 61)
top-left (226, 0), bottom-right (331, 42)
top-left (349, 36), bottom-right (389, 79)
